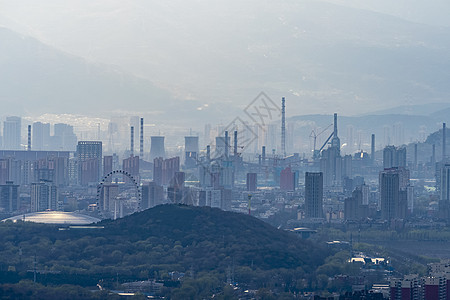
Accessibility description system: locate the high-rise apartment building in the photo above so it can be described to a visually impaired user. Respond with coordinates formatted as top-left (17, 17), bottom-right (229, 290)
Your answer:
top-left (32, 122), bottom-right (50, 151)
top-left (0, 181), bottom-right (19, 213)
top-left (30, 181), bottom-right (58, 212)
top-left (3, 116), bottom-right (21, 150)
top-left (280, 167), bottom-right (295, 191)
top-left (380, 168), bottom-right (408, 221)
top-left (77, 141), bottom-right (102, 185)
top-left (305, 172), bottom-right (323, 218)
top-left (383, 146), bottom-right (406, 169)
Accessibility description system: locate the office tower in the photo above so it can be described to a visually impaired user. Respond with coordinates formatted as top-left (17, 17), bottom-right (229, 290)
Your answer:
top-left (246, 173), bottom-right (257, 192)
top-left (30, 181), bottom-right (58, 212)
top-left (140, 118), bottom-right (144, 159)
top-left (185, 136), bottom-right (199, 169)
top-left (305, 172), bottom-right (323, 218)
top-left (77, 141), bottom-right (102, 185)
top-left (27, 125), bottom-right (31, 151)
top-left (280, 167), bottom-right (295, 191)
top-left (3, 116), bottom-right (21, 150)
top-left (0, 181), bottom-right (19, 213)
top-left (32, 122), bottom-right (50, 151)
top-left (380, 168), bottom-right (408, 221)
top-left (281, 97), bottom-right (286, 157)
top-left (150, 136), bottom-right (165, 160)
top-left (141, 181), bottom-right (164, 209)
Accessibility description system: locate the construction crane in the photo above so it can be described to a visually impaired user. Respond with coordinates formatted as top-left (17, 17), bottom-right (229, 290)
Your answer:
top-left (310, 124), bottom-right (332, 160)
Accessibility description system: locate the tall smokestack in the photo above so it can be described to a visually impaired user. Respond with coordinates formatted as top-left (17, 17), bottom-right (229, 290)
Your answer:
top-left (371, 134), bottom-right (375, 164)
top-left (140, 118), bottom-right (144, 158)
top-left (224, 131), bottom-right (229, 158)
top-left (443, 123), bottom-right (446, 161)
top-left (27, 125), bottom-right (31, 151)
top-left (262, 146), bottom-right (266, 164)
top-left (234, 130), bottom-right (238, 157)
top-left (130, 126), bottom-right (134, 156)
top-left (281, 97), bottom-right (286, 157)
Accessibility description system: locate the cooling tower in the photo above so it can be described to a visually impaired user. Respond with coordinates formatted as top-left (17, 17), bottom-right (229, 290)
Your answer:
top-left (150, 136), bottom-right (166, 160)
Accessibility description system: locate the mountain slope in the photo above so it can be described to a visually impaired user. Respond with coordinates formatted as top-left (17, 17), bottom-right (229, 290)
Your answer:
top-left (1, 0), bottom-right (449, 115)
top-left (0, 27), bottom-right (237, 123)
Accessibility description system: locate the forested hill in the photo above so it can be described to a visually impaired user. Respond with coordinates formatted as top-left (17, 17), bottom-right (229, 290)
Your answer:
top-left (97, 204), bottom-right (327, 271)
top-left (0, 205), bottom-right (330, 282)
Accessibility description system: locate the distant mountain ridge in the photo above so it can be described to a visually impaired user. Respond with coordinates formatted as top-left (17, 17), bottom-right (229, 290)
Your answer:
top-left (0, 27), bottom-right (241, 124)
top-left (1, 0), bottom-right (450, 117)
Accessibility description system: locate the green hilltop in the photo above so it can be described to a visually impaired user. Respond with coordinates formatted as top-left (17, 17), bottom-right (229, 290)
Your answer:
top-left (0, 205), bottom-right (338, 298)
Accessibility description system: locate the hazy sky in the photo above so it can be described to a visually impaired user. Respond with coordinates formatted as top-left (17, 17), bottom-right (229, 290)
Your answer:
top-left (1, 0), bottom-right (450, 118)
